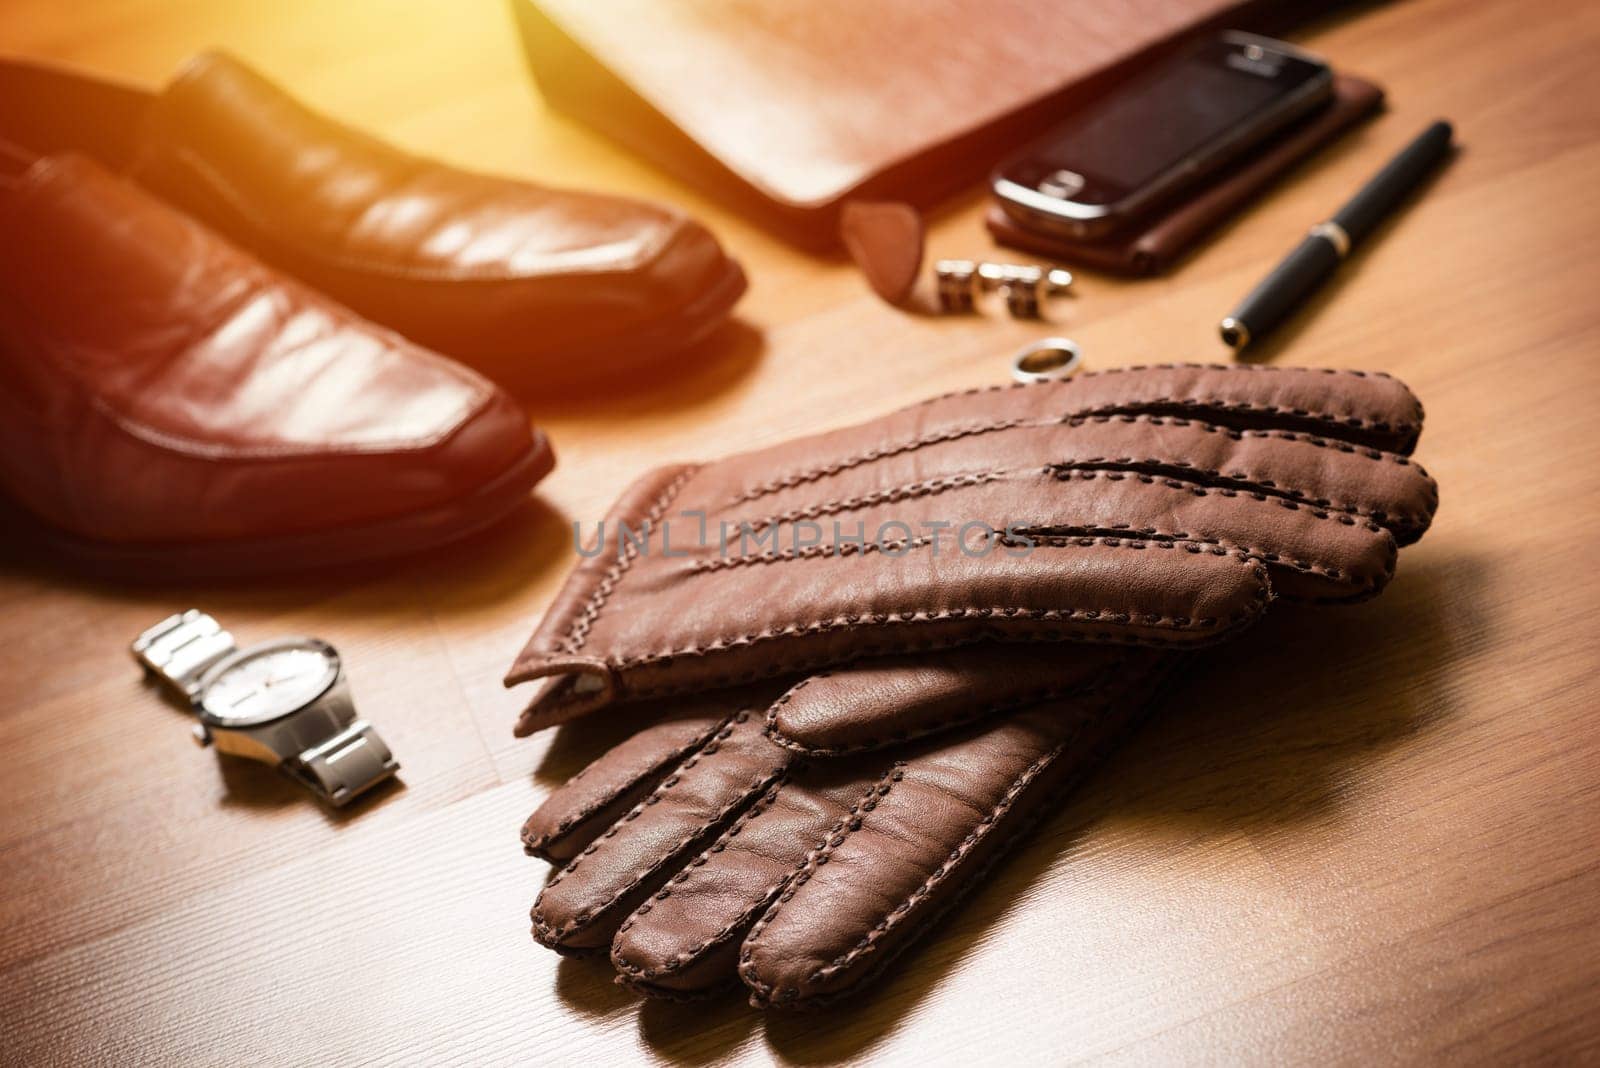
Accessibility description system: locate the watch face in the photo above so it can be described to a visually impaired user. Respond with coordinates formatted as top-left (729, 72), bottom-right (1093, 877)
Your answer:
top-left (199, 641), bottom-right (339, 726)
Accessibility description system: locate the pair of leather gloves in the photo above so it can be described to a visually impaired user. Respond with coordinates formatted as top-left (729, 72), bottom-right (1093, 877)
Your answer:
top-left (503, 364), bottom-right (1438, 1008)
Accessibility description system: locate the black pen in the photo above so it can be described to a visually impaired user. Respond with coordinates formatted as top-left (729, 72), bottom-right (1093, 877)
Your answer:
top-left (1220, 119), bottom-right (1455, 351)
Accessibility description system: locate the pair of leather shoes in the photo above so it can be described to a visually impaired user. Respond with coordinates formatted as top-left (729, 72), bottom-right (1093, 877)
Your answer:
top-left (0, 51), bottom-right (747, 392)
top-left (0, 53), bottom-right (747, 577)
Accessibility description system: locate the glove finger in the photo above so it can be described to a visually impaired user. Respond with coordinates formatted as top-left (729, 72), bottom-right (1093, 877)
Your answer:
top-left (1053, 365), bottom-right (1421, 453)
top-left (1046, 414), bottom-right (1436, 545)
top-left (724, 366), bottom-right (1422, 516)
top-left (721, 413), bottom-right (1434, 552)
top-left (765, 643), bottom-right (1128, 756)
top-left (531, 690), bottom-right (795, 953)
top-left (522, 702), bottom-right (732, 863)
top-left (739, 665), bottom-right (1170, 1009)
top-left (1023, 469), bottom-right (1403, 603)
top-left (608, 756), bottom-right (881, 997)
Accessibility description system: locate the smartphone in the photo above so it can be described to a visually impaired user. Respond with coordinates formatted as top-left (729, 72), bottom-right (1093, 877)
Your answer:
top-left (992, 32), bottom-right (1333, 241)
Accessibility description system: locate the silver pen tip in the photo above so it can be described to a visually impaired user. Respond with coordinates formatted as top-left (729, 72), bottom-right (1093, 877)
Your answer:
top-left (1219, 317), bottom-right (1251, 350)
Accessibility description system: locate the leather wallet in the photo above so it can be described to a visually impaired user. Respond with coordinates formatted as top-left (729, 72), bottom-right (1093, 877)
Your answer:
top-left (510, 0), bottom-right (1342, 248)
top-left (985, 73), bottom-right (1385, 275)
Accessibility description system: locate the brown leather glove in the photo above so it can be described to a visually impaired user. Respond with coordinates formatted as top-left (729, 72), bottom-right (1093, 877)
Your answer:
top-left (523, 645), bottom-right (1170, 1007)
top-left (513, 364), bottom-right (1436, 1007)
top-left (506, 364), bottom-right (1434, 734)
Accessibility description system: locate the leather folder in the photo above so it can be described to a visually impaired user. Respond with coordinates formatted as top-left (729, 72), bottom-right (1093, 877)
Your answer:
top-left (985, 73), bottom-right (1385, 275)
top-left (510, 0), bottom-right (1334, 249)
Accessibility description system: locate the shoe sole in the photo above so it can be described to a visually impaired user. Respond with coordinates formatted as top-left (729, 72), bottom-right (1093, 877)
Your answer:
top-left (1, 431), bottom-right (555, 581)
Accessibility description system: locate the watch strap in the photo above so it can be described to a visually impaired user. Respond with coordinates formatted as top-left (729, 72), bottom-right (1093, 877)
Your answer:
top-left (131, 609), bottom-right (236, 698)
top-left (284, 719), bottom-right (400, 807)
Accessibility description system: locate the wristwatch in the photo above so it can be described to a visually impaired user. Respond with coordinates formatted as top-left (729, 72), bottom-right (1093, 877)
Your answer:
top-left (131, 610), bottom-right (399, 806)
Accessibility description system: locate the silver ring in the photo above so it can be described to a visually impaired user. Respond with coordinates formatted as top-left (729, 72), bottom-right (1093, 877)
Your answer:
top-left (1011, 338), bottom-right (1082, 384)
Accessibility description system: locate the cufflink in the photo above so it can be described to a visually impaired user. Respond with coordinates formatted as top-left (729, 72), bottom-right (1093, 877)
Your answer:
top-left (934, 259), bottom-right (978, 312)
top-left (932, 260), bottom-right (1072, 317)
top-left (987, 264), bottom-right (1042, 318)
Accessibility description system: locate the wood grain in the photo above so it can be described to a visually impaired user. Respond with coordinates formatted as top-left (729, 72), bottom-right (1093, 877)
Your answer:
top-left (3, 0), bottom-right (1598, 1063)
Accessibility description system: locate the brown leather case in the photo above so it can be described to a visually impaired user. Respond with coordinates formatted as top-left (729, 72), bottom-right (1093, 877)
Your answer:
top-left (509, 0), bottom-right (1341, 249)
top-left (985, 73), bottom-right (1385, 275)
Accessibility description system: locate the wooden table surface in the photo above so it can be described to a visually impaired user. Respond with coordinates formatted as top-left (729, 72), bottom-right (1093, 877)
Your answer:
top-left (4, 0), bottom-right (1598, 1063)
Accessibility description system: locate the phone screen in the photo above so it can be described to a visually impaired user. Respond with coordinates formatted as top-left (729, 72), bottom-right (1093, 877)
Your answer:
top-left (1004, 38), bottom-right (1328, 204)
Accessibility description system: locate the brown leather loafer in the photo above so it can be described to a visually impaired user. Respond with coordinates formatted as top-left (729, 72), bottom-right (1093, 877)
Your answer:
top-left (0, 145), bottom-right (553, 577)
top-left (0, 51), bottom-right (746, 394)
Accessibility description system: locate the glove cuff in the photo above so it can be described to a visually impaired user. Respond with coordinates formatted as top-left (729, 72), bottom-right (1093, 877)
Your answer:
top-left (508, 462), bottom-right (700, 735)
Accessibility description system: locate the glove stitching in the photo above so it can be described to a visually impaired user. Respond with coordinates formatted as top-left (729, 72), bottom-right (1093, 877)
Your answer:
top-left (585, 560), bottom-right (1268, 697)
top-left (690, 523), bottom-right (1388, 592)
top-left (1050, 415), bottom-right (1435, 507)
top-left (913, 363), bottom-right (1403, 411)
top-left (744, 672), bottom-right (1147, 1007)
top-left (733, 472), bottom-right (1000, 533)
top-left (581, 633), bottom-right (1175, 712)
top-left (522, 716), bottom-right (730, 857)
top-left (609, 679), bottom-right (827, 982)
top-left (549, 386), bottom-right (1422, 664)
top-left (562, 465), bottom-right (700, 655)
top-left (727, 404), bottom-right (1423, 512)
top-left (721, 426), bottom-right (1426, 550)
top-left (532, 710), bottom-right (791, 945)
top-left (1066, 401), bottom-right (1416, 439)
top-left (737, 762), bottom-right (908, 1003)
top-left (804, 713), bottom-right (1102, 986)
top-left (727, 419), bottom-right (1031, 505)
top-left (605, 572), bottom-right (1261, 666)
top-left (691, 535), bottom-right (939, 572)
top-left (704, 464), bottom-right (1414, 582)
top-left (1049, 464), bottom-right (1429, 537)
top-left (915, 362), bottom-right (1401, 399)
top-left (1022, 530), bottom-right (1391, 592)
top-left (1061, 415), bottom-right (1435, 485)
top-left (696, 452), bottom-right (1414, 587)
top-left (713, 418), bottom-right (1427, 559)
top-left (534, 709), bottom-right (739, 930)
top-left (611, 777), bottom-right (802, 984)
